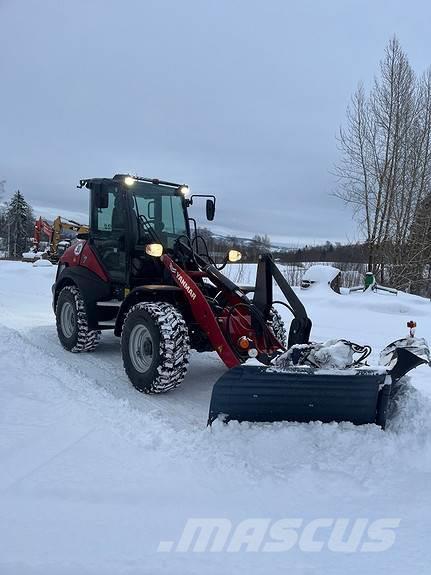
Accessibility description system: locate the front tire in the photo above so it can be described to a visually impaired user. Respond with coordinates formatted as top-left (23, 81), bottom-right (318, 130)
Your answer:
top-left (56, 285), bottom-right (101, 352)
top-left (121, 301), bottom-right (190, 393)
top-left (268, 307), bottom-right (287, 347)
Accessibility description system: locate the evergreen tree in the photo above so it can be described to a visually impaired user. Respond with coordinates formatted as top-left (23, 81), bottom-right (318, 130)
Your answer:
top-left (6, 191), bottom-right (34, 258)
top-left (0, 204), bottom-right (7, 253)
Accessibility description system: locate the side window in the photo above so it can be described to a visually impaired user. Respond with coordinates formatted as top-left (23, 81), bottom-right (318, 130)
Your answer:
top-left (161, 196), bottom-right (174, 233)
top-left (97, 192), bottom-right (114, 231)
top-left (94, 187), bottom-right (124, 233)
top-left (133, 195), bottom-right (157, 242)
top-left (161, 196), bottom-right (187, 235)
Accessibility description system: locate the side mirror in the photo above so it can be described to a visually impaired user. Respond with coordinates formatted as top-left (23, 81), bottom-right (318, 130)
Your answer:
top-left (95, 188), bottom-right (109, 210)
top-left (206, 199), bottom-right (215, 221)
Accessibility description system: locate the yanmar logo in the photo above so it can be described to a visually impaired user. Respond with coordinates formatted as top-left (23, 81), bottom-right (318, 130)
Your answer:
top-left (169, 262), bottom-right (197, 301)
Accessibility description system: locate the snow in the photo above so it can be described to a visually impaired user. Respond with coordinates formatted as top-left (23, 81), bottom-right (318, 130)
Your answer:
top-left (276, 339), bottom-right (364, 370)
top-left (32, 258), bottom-right (53, 267)
top-left (22, 251), bottom-right (45, 261)
top-left (302, 264), bottom-right (340, 286)
top-left (1, 260), bottom-right (431, 574)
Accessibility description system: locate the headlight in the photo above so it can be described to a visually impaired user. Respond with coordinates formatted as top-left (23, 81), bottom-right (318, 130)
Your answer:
top-left (145, 243), bottom-right (163, 257)
top-left (228, 249), bottom-right (242, 262)
top-left (124, 176), bottom-right (135, 186)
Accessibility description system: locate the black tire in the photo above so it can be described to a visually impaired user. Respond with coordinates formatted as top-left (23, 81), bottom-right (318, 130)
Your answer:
top-left (121, 301), bottom-right (190, 393)
top-left (56, 285), bottom-right (101, 352)
top-left (268, 307), bottom-right (287, 347)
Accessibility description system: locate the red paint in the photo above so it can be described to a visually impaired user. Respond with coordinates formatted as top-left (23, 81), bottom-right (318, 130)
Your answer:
top-left (79, 243), bottom-right (109, 282)
top-left (60, 241), bottom-right (109, 283)
top-left (187, 271), bottom-right (206, 279)
top-left (161, 254), bottom-right (240, 369)
top-left (60, 241), bottom-right (82, 267)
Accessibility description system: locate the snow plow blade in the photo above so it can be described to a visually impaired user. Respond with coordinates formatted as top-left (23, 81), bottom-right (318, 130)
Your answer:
top-left (208, 366), bottom-right (390, 427)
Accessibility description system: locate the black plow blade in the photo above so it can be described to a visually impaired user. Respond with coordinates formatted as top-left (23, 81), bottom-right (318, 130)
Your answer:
top-left (208, 366), bottom-right (389, 428)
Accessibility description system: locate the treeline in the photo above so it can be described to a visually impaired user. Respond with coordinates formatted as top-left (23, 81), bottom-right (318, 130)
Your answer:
top-left (197, 227), bottom-right (369, 264)
top-left (195, 228), bottom-right (272, 261)
top-left (273, 242), bottom-right (368, 264)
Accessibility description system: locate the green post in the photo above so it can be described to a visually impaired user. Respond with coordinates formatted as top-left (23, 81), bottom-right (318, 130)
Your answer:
top-left (364, 272), bottom-right (375, 290)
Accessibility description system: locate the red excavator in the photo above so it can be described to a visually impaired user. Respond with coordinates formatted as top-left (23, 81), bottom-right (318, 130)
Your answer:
top-left (52, 174), bottom-right (430, 427)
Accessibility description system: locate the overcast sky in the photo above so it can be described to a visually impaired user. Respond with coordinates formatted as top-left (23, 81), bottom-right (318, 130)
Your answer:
top-left (1, 0), bottom-right (431, 245)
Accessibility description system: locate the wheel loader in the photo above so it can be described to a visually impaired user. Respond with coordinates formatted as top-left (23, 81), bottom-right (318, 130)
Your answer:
top-left (52, 174), bottom-right (430, 427)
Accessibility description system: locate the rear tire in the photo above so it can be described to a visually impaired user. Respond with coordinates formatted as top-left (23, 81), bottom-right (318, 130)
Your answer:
top-left (121, 301), bottom-right (190, 393)
top-left (56, 285), bottom-right (101, 352)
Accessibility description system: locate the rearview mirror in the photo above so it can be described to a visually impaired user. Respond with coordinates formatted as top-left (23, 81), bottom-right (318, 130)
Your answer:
top-left (206, 199), bottom-right (215, 221)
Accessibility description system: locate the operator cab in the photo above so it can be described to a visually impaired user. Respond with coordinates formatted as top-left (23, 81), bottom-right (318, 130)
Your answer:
top-left (80, 174), bottom-right (215, 288)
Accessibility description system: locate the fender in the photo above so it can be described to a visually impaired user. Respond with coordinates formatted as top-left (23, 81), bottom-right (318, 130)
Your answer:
top-left (52, 265), bottom-right (111, 329)
top-left (61, 240), bottom-right (108, 282)
top-left (113, 284), bottom-right (182, 337)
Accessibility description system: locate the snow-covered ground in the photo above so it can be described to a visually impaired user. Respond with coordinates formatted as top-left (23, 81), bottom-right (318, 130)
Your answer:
top-left (1, 260), bottom-right (431, 574)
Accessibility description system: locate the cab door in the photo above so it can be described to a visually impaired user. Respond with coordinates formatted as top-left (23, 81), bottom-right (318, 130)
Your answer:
top-left (89, 181), bottom-right (128, 284)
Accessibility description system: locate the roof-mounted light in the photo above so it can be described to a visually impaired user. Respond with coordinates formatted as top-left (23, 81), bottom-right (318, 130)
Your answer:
top-left (179, 185), bottom-right (190, 196)
top-left (124, 176), bottom-right (135, 186)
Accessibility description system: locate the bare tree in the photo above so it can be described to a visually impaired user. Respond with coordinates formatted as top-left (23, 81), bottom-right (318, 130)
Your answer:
top-left (336, 37), bottom-right (431, 293)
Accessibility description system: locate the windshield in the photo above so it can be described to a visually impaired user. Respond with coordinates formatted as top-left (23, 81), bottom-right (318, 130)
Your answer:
top-left (131, 182), bottom-right (188, 250)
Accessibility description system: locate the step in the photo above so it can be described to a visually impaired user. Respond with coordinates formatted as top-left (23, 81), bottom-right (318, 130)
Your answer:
top-left (96, 300), bottom-right (122, 307)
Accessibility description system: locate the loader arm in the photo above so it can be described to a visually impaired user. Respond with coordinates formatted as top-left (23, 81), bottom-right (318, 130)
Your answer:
top-left (161, 254), bottom-right (241, 369)
top-left (185, 246), bottom-right (312, 348)
top-left (252, 253), bottom-right (312, 347)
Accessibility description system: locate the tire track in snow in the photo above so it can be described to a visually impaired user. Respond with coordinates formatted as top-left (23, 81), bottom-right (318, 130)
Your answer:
top-left (7, 319), bottom-right (225, 430)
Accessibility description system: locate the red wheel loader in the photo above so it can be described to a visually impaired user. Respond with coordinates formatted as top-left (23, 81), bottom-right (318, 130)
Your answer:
top-left (52, 174), bottom-right (430, 427)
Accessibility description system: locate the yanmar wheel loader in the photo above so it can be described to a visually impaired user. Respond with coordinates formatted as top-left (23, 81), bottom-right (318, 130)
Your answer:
top-left (52, 174), bottom-right (431, 427)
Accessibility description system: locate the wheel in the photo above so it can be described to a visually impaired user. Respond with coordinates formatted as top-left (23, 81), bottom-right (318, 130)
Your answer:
top-left (56, 285), bottom-right (101, 352)
top-left (268, 307), bottom-right (287, 347)
top-left (121, 301), bottom-right (190, 393)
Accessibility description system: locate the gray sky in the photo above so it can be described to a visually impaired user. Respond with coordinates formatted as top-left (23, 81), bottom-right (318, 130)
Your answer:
top-left (1, 0), bottom-right (431, 245)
